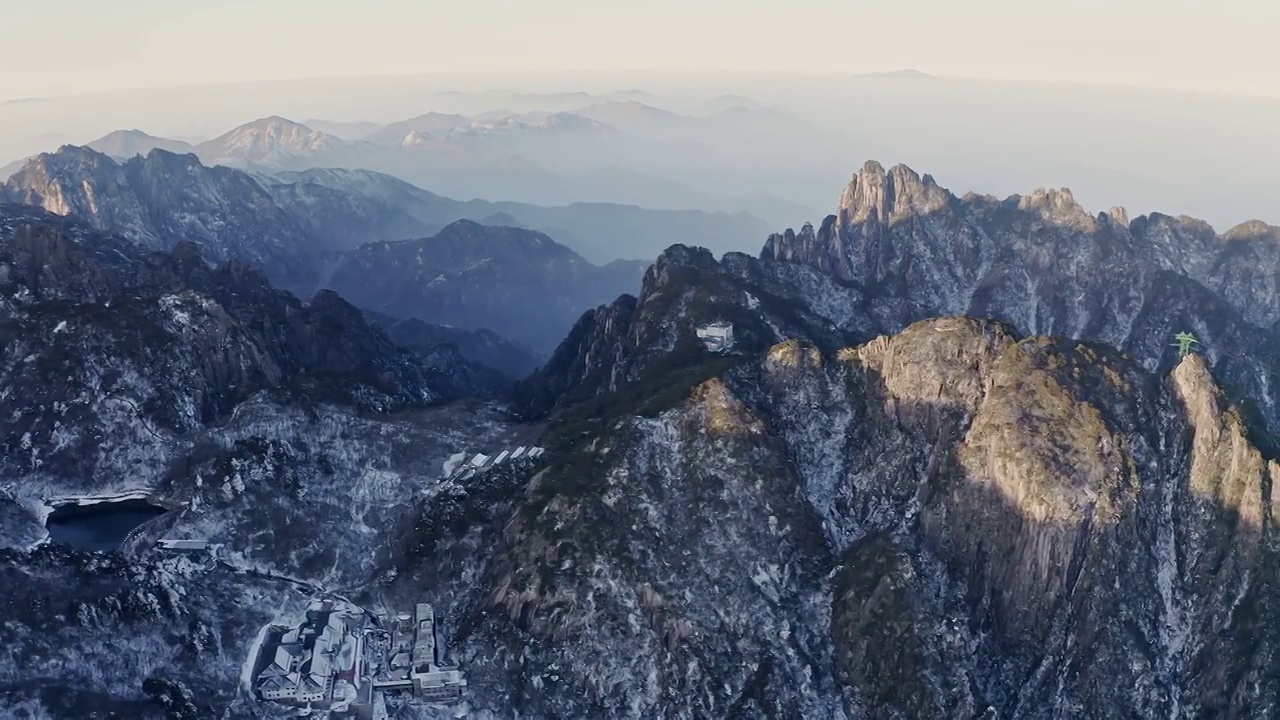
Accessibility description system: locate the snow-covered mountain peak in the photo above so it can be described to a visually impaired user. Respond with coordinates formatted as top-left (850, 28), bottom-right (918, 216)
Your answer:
top-left (527, 111), bottom-right (609, 131)
top-left (400, 129), bottom-right (432, 147)
top-left (195, 116), bottom-right (344, 166)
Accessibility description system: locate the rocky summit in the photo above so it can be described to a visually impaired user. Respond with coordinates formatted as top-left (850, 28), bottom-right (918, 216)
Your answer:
top-left (761, 160), bottom-right (1280, 436)
top-left (462, 317), bottom-right (1278, 718)
top-left (498, 162), bottom-right (1280, 716)
top-left (0, 160), bottom-right (1277, 719)
top-left (3, 146), bottom-right (323, 292)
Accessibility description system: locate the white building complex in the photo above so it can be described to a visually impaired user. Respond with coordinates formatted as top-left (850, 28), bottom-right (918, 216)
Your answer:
top-left (370, 604), bottom-right (466, 702)
top-left (253, 598), bottom-right (464, 719)
top-left (696, 322), bottom-right (735, 352)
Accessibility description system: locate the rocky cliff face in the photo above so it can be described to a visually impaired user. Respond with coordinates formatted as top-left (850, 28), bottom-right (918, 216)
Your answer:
top-left (483, 163), bottom-right (1280, 716)
top-left (328, 219), bottom-right (648, 354)
top-left (0, 206), bottom-right (507, 505)
top-left (513, 242), bottom-right (871, 419)
top-left (762, 160), bottom-right (1280, 436)
top-left (0, 146), bottom-right (473, 293)
top-left (430, 317), bottom-right (1279, 718)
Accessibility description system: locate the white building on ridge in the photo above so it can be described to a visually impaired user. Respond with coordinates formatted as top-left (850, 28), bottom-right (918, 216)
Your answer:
top-left (696, 322), bottom-right (735, 352)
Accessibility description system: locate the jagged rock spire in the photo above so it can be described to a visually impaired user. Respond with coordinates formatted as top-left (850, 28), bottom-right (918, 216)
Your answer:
top-left (835, 160), bottom-right (951, 231)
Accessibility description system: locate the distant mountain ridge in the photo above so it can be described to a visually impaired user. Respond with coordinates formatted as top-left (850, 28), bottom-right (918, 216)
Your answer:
top-left (4, 106), bottom-right (814, 228)
top-left (1, 145), bottom-right (681, 353)
top-left (0, 204), bottom-right (507, 445)
top-left (86, 129), bottom-right (194, 158)
top-left (852, 68), bottom-right (936, 80)
top-left (2, 145), bottom-right (322, 291)
top-left (521, 160), bottom-right (1280, 441)
top-left (329, 219), bottom-right (649, 354)
top-left (263, 165), bottom-right (772, 264)
top-left (195, 115), bottom-right (347, 168)
top-left (2, 144), bottom-right (771, 282)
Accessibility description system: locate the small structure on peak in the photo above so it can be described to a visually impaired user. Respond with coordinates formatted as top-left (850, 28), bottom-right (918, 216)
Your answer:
top-left (696, 322), bottom-right (735, 353)
top-left (1172, 331), bottom-right (1199, 357)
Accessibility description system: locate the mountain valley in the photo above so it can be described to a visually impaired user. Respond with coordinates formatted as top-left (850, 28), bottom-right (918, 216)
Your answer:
top-left (1, 145), bottom-right (747, 355)
top-left (0, 156), bottom-right (1277, 719)
top-left (328, 220), bottom-right (648, 355)
top-left (4, 0), bottom-right (1279, 712)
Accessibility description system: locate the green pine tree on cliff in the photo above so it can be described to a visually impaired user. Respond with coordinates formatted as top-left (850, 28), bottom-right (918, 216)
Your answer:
top-left (1172, 331), bottom-right (1199, 357)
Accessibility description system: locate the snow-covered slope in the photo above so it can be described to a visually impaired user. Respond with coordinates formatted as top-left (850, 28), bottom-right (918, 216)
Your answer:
top-left (0, 208), bottom-right (508, 516)
top-left (0, 208), bottom-right (541, 718)
top-left (194, 116), bottom-right (348, 168)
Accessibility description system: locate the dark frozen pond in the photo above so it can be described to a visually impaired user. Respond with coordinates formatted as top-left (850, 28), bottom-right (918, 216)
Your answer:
top-left (46, 499), bottom-right (169, 552)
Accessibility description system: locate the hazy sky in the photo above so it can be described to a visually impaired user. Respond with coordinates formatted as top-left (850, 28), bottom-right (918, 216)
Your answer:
top-left (3, 0), bottom-right (1278, 100)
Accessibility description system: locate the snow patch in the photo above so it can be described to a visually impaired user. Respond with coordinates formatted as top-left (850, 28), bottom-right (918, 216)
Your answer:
top-left (241, 621), bottom-right (273, 692)
top-left (442, 452), bottom-right (467, 478)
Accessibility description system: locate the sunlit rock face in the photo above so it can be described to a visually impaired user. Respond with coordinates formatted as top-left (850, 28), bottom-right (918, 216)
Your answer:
top-left (3, 146), bottom-right (323, 290)
top-left (445, 313), bottom-right (1279, 718)
top-left (763, 160), bottom-right (1280, 437)
top-left (485, 163), bottom-right (1280, 715)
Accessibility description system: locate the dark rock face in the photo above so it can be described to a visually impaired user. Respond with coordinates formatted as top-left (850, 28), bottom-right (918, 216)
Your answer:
top-left (0, 206), bottom-right (505, 494)
top-left (0, 545), bottom-right (309, 719)
top-left (831, 534), bottom-right (954, 719)
top-left (761, 160), bottom-right (1280, 435)
top-left (327, 219), bottom-right (648, 355)
top-left (513, 242), bottom-right (872, 420)
top-left (370, 312), bottom-right (545, 381)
